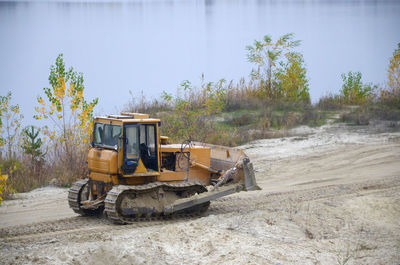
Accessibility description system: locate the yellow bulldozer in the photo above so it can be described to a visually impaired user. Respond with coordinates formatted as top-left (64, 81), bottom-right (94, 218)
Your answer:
top-left (68, 113), bottom-right (260, 223)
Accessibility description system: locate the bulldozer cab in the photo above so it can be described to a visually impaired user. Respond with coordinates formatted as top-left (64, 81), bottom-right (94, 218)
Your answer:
top-left (89, 113), bottom-right (162, 181)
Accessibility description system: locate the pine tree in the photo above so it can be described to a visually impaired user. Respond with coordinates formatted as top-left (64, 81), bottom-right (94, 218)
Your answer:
top-left (22, 126), bottom-right (44, 170)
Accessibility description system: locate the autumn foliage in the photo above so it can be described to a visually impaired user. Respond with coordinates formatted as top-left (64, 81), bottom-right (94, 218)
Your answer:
top-left (246, 33), bottom-right (310, 103)
top-left (388, 43), bottom-right (400, 93)
top-left (34, 54), bottom-right (98, 184)
top-left (380, 43), bottom-right (400, 107)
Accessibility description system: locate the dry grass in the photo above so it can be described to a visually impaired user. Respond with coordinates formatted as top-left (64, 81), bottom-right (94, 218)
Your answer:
top-left (318, 87), bottom-right (400, 126)
top-left (317, 94), bottom-right (345, 110)
top-left (44, 141), bottom-right (89, 186)
top-left (125, 81), bottom-right (327, 147)
top-left (341, 103), bottom-right (400, 125)
top-left (0, 157), bottom-right (49, 196)
top-left (1, 141), bottom-right (89, 194)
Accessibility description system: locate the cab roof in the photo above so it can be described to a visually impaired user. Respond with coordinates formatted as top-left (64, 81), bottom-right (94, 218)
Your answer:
top-left (94, 113), bottom-right (160, 124)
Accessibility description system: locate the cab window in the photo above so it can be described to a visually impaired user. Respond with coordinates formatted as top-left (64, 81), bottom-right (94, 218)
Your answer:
top-left (93, 123), bottom-right (121, 148)
top-left (125, 125), bottom-right (139, 159)
top-left (139, 124), bottom-right (158, 171)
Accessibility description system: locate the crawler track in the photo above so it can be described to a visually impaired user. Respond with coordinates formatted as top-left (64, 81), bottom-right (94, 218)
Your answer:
top-left (69, 179), bottom-right (211, 224)
top-left (67, 179), bottom-right (90, 215)
top-left (105, 181), bottom-right (210, 223)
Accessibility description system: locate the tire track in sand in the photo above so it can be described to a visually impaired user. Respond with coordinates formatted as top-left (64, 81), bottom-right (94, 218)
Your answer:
top-left (1, 175), bottom-right (399, 243)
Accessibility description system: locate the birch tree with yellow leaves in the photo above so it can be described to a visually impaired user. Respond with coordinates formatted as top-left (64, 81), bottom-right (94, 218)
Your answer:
top-left (379, 43), bottom-right (400, 107)
top-left (0, 92), bottom-right (21, 203)
top-left (388, 43), bottom-right (400, 93)
top-left (34, 54), bottom-right (98, 181)
top-left (0, 92), bottom-right (23, 160)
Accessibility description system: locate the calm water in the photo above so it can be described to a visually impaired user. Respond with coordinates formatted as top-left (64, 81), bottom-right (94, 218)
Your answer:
top-left (1, 0), bottom-right (399, 123)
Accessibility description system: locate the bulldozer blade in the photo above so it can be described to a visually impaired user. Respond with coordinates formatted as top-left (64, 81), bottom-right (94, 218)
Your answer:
top-left (163, 144), bottom-right (261, 214)
top-left (163, 184), bottom-right (243, 214)
top-left (195, 141), bottom-right (261, 191)
top-left (243, 157), bottom-right (261, 191)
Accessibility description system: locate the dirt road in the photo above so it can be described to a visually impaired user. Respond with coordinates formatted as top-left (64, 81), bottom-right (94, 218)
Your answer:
top-left (1, 123), bottom-right (399, 265)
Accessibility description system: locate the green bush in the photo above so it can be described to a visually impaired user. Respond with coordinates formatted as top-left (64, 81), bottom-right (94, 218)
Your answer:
top-left (246, 33), bottom-right (310, 103)
top-left (340, 71), bottom-right (374, 104)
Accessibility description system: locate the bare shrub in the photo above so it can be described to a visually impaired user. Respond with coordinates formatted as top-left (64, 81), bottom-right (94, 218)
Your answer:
top-left (318, 94), bottom-right (345, 110)
top-left (3, 157), bottom-right (49, 193)
top-left (227, 113), bottom-right (254, 127)
top-left (341, 104), bottom-right (400, 125)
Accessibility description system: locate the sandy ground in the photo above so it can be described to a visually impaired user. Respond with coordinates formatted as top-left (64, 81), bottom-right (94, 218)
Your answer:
top-left (1, 122), bottom-right (400, 265)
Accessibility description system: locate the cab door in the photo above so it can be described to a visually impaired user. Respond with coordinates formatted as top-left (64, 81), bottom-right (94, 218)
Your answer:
top-left (139, 124), bottom-right (159, 172)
